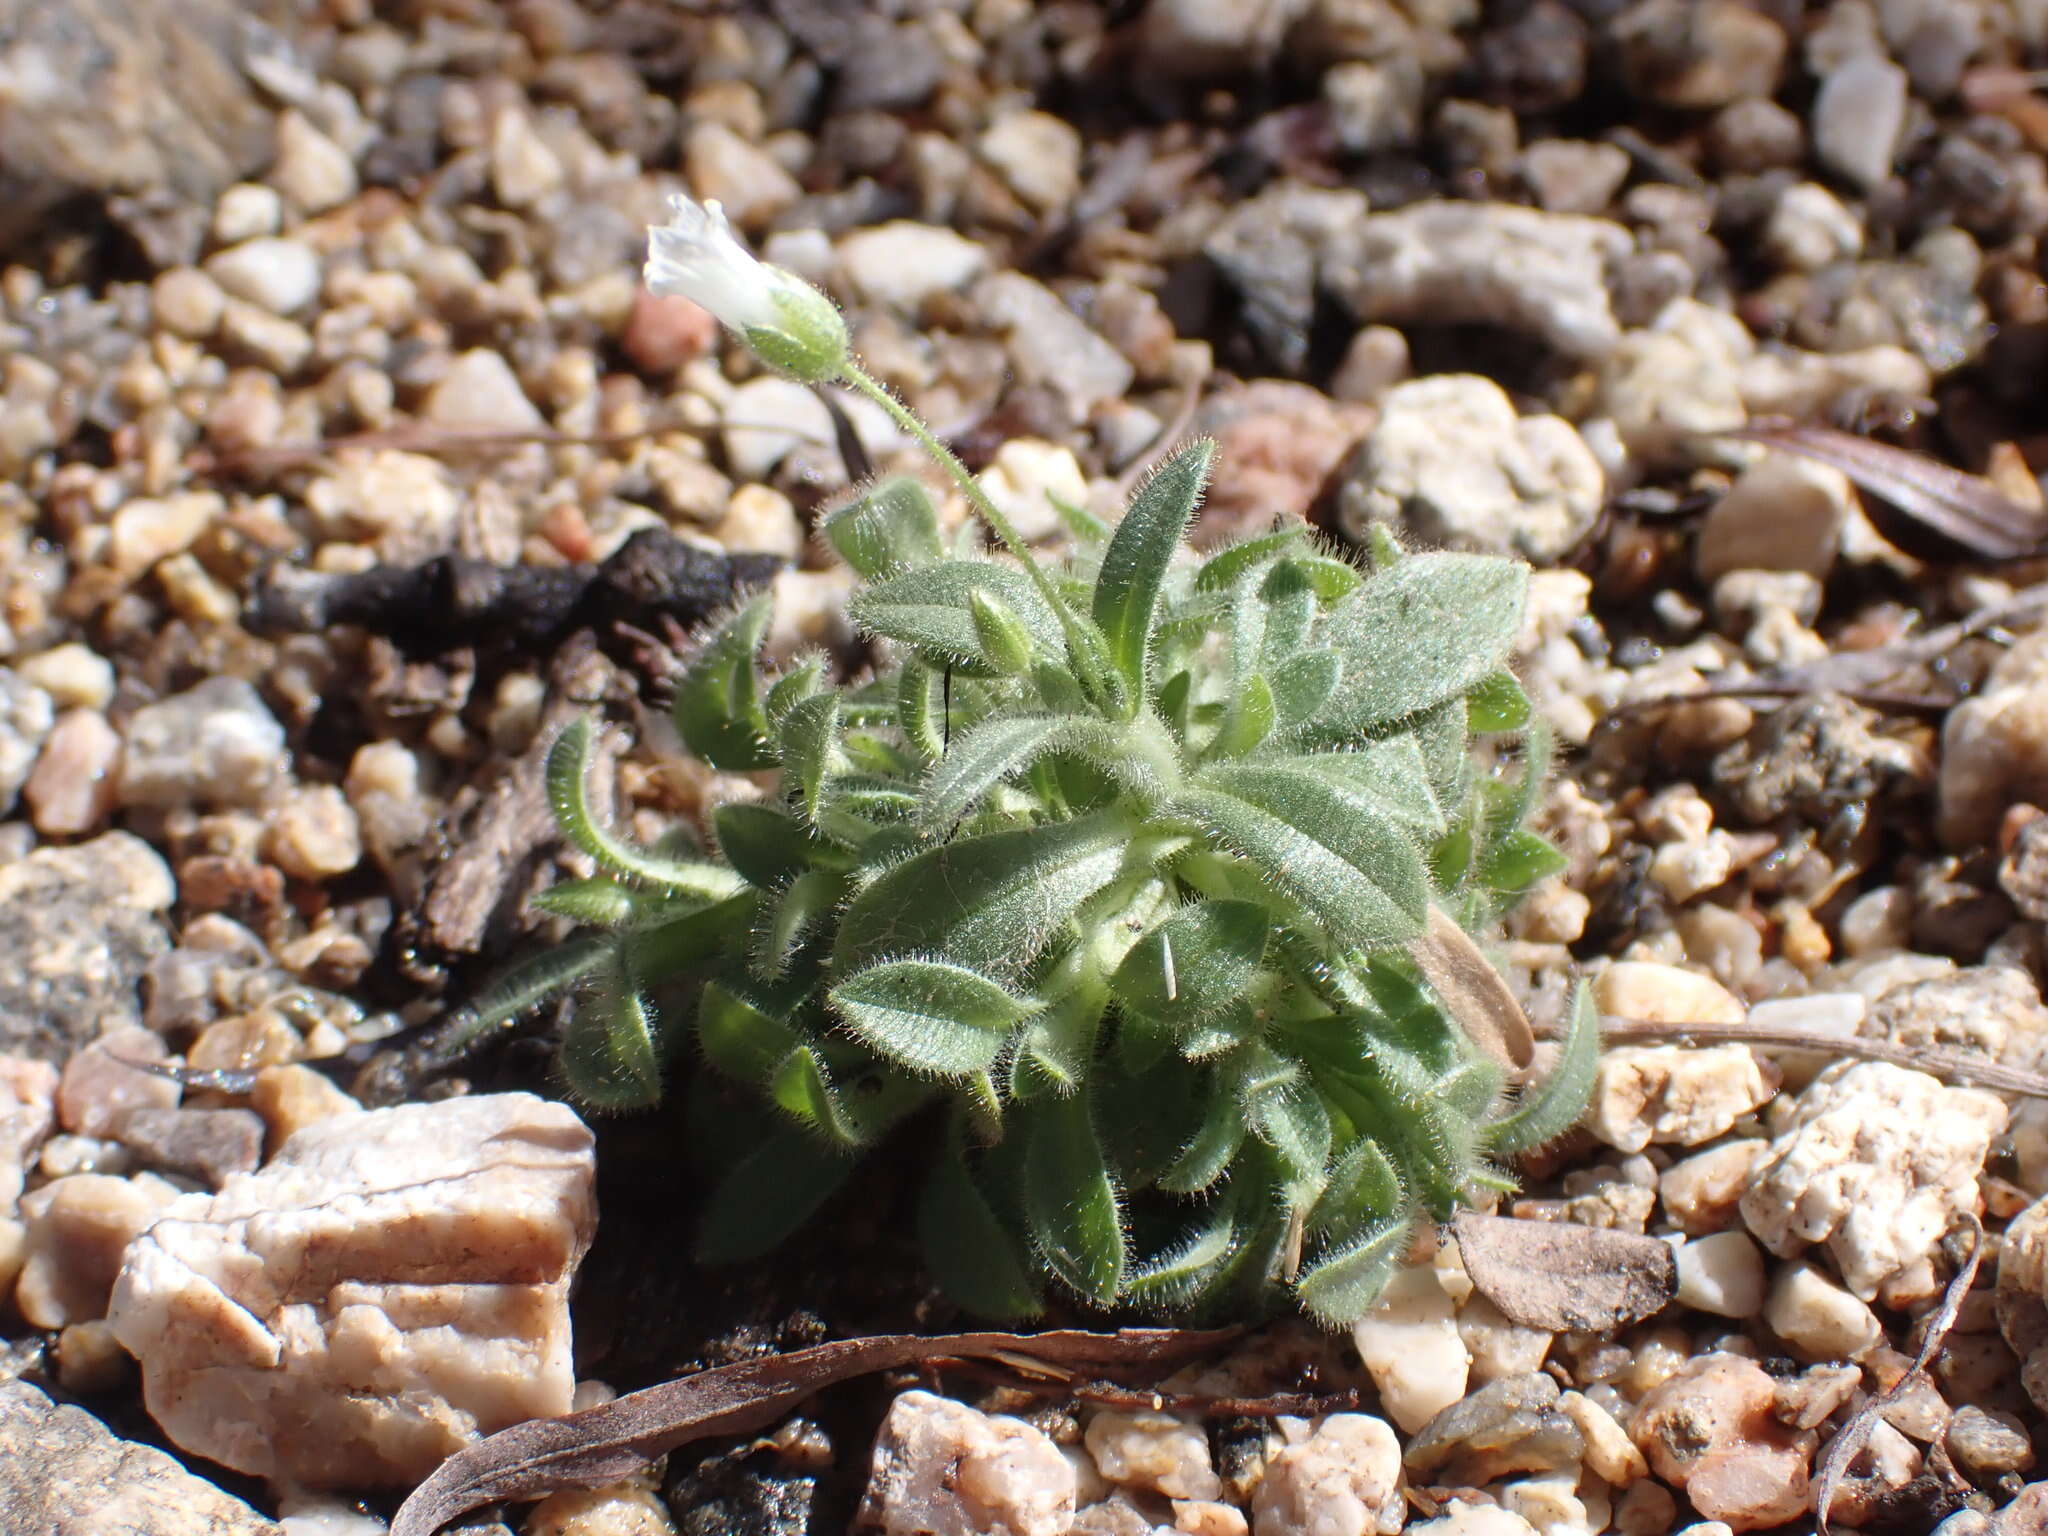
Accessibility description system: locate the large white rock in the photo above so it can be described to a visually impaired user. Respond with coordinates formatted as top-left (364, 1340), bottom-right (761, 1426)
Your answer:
top-left (1740, 1061), bottom-right (2005, 1301)
top-left (1324, 201), bottom-right (1633, 359)
top-left (107, 1092), bottom-right (595, 1487)
top-left (1337, 374), bottom-right (1604, 562)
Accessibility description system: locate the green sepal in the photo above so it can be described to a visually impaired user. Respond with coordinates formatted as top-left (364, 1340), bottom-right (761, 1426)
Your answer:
top-left (1467, 669), bottom-right (1533, 732)
top-left (849, 561), bottom-right (1064, 676)
top-left (970, 588), bottom-right (1039, 675)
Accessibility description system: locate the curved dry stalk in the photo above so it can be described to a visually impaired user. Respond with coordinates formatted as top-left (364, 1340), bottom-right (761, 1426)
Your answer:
top-left (1531, 1014), bottom-right (2048, 1100)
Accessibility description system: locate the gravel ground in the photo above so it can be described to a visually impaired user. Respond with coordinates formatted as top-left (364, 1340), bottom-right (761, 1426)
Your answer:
top-left (11, 1), bottom-right (2048, 1534)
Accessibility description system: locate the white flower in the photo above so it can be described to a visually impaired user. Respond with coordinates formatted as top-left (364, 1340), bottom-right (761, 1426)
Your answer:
top-left (644, 195), bottom-right (847, 382)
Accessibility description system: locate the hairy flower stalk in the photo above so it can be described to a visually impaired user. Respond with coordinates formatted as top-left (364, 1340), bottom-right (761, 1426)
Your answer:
top-left (500, 200), bottom-right (1601, 1328)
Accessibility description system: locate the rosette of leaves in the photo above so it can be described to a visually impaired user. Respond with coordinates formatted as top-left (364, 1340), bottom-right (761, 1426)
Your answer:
top-left (523, 442), bottom-right (1598, 1327)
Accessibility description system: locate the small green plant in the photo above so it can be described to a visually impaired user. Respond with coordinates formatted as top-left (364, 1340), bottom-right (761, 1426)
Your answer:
top-left (495, 197), bottom-right (1599, 1327)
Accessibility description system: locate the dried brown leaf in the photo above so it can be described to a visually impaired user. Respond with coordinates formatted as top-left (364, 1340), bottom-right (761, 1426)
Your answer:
top-left (1409, 906), bottom-right (1535, 1070)
top-left (1451, 1213), bottom-right (1676, 1332)
top-left (390, 1327), bottom-right (1235, 1536)
top-left (1728, 422), bottom-right (2048, 561)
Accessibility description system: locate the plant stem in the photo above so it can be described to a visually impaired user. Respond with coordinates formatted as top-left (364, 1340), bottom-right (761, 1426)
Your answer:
top-left (840, 362), bottom-right (1066, 614)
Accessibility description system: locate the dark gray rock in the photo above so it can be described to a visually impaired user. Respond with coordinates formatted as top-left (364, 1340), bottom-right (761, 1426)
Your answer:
top-left (0, 834), bottom-right (175, 1065)
top-left (118, 1107), bottom-right (265, 1188)
top-left (1402, 1371), bottom-right (1586, 1484)
top-left (0, 1377), bottom-right (280, 1534)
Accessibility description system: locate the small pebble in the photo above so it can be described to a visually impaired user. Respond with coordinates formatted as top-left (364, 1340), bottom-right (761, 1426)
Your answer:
top-left (15, 1171), bottom-right (178, 1328)
top-left (153, 268), bottom-right (226, 339)
top-left (1084, 1409), bottom-right (1221, 1501)
top-left (521, 1484), bottom-right (675, 1535)
top-left (250, 1065), bottom-right (362, 1153)
top-left (1674, 1230), bottom-right (1768, 1318)
top-left (56, 1028), bottom-right (179, 1140)
top-left (119, 677), bottom-right (286, 810)
top-left (1764, 1261), bottom-right (1883, 1359)
top-left (211, 183), bottom-right (283, 244)
top-left (1249, 1414), bottom-right (1403, 1536)
top-left (265, 784), bottom-right (364, 882)
top-left (1946, 1405), bottom-right (2035, 1478)
top-left (269, 109), bottom-right (359, 214)
top-left (205, 238), bottom-right (323, 316)
top-left (17, 644), bottom-right (115, 711)
top-left (56, 1317), bottom-right (131, 1394)
top-left (23, 708), bottom-right (120, 837)
top-left (1353, 1265), bottom-right (1471, 1435)
top-left (1812, 54), bottom-right (1909, 192)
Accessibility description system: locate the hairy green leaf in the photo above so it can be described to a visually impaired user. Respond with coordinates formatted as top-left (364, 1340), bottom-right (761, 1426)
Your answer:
top-left (1023, 1093), bottom-right (1127, 1305)
top-left (1159, 1075), bottom-right (1246, 1194)
top-left (836, 811), bottom-right (1131, 977)
top-left (1489, 981), bottom-right (1599, 1156)
top-left (850, 562), bottom-right (1064, 675)
top-left (557, 981), bottom-right (663, 1111)
top-left (1193, 530), bottom-right (1302, 593)
top-left (1315, 554), bottom-right (1527, 736)
top-left (713, 801), bottom-right (819, 889)
top-left (529, 877), bottom-right (640, 928)
top-left (697, 979), bottom-right (802, 1085)
top-left (1296, 1216), bottom-right (1413, 1326)
top-left (1269, 650), bottom-right (1340, 732)
top-left (769, 1046), bottom-right (864, 1147)
top-left (1126, 1189), bottom-right (1247, 1310)
top-left (547, 719), bottom-right (752, 898)
top-left (1182, 764), bottom-right (1430, 947)
top-left (696, 1129), bottom-right (855, 1264)
top-left (673, 594), bottom-right (778, 769)
top-left (822, 476), bottom-right (944, 579)
top-left (777, 691), bottom-right (843, 824)
top-left (1110, 900), bottom-right (1268, 1024)
top-left (918, 1145), bottom-right (1043, 1321)
top-left (1310, 1135), bottom-right (1405, 1245)
top-left (1093, 439), bottom-right (1214, 698)
top-left (831, 959), bottom-right (1035, 1077)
